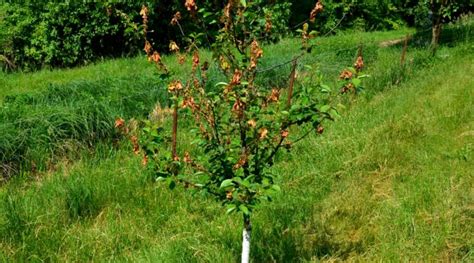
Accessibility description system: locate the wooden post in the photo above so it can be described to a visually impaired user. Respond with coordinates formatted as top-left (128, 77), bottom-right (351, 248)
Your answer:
top-left (287, 59), bottom-right (298, 109)
top-left (401, 34), bottom-right (409, 66)
top-left (172, 102), bottom-right (178, 159)
top-left (357, 44), bottom-right (363, 58)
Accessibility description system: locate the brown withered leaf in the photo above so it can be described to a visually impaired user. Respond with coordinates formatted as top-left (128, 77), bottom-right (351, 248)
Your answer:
top-left (267, 89), bottom-right (280, 103)
top-left (231, 69), bottom-right (242, 85)
top-left (247, 119), bottom-right (257, 128)
top-left (144, 41), bottom-right (152, 55)
top-left (232, 99), bottom-right (245, 117)
top-left (201, 61), bottom-right (209, 71)
top-left (233, 152), bottom-right (248, 170)
top-left (251, 40), bottom-right (263, 59)
top-left (115, 118), bottom-right (125, 128)
top-left (183, 152), bottom-right (192, 164)
top-left (339, 69), bottom-right (353, 80)
top-left (151, 51), bottom-right (161, 63)
top-left (354, 55), bottom-right (364, 72)
top-left (259, 128), bottom-right (269, 140)
top-left (226, 191), bottom-right (233, 200)
top-left (182, 96), bottom-right (196, 110)
top-left (265, 14), bottom-right (273, 33)
top-left (168, 80), bottom-right (183, 93)
top-left (310, 1), bottom-right (324, 23)
top-left (142, 155), bottom-right (148, 166)
top-left (170, 11), bottom-right (181, 25)
top-left (192, 51), bottom-right (200, 70)
top-left (178, 54), bottom-right (186, 65)
top-left (131, 135), bottom-right (140, 155)
top-left (185, 0), bottom-right (197, 13)
top-left (317, 125), bottom-right (324, 134)
top-left (140, 5), bottom-right (149, 19)
top-left (169, 41), bottom-right (180, 52)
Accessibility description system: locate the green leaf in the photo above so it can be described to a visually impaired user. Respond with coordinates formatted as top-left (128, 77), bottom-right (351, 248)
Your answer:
top-left (320, 105), bottom-right (331, 113)
top-left (168, 179), bottom-right (176, 190)
top-left (240, 0), bottom-right (247, 8)
top-left (352, 78), bottom-right (362, 87)
top-left (337, 103), bottom-right (346, 110)
top-left (239, 204), bottom-right (250, 215)
top-left (156, 176), bottom-right (166, 182)
top-left (321, 84), bottom-right (331, 93)
top-left (272, 185), bottom-right (281, 192)
top-left (215, 82), bottom-right (229, 87)
top-left (226, 204), bottom-right (237, 214)
top-left (329, 108), bottom-right (340, 119)
top-left (220, 179), bottom-right (234, 189)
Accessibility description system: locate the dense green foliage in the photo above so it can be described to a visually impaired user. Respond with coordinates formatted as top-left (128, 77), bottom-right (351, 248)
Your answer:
top-left (0, 2), bottom-right (143, 70)
top-left (290, 0), bottom-right (473, 32)
top-left (0, 0), bottom-right (291, 70)
top-left (1, 1), bottom-right (472, 70)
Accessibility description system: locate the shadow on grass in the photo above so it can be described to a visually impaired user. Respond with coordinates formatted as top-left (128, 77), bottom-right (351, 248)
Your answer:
top-left (248, 201), bottom-right (369, 262)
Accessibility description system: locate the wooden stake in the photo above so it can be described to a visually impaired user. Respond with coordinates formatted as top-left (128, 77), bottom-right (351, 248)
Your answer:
top-left (357, 44), bottom-right (363, 57)
top-left (172, 102), bottom-right (178, 159)
top-left (401, 34), bottom-right (409, 66)
top-left (287, 59), bottom-right (298, 109)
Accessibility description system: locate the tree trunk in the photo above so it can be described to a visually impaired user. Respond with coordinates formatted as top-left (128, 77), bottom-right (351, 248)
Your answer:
top-left (431, 19), bottom-right (442, 50)
top-left (241, 216), bottom-right (251, 263)
top-left (431, 0), bottom-right (448, 54)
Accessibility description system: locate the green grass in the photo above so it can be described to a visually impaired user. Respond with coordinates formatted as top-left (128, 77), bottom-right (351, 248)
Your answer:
top-left (1, 29), bottom-right (418, 178)
top-left (0, 76), bottom-right (171, 177)
top-left (0, 26), bottom-right (473, 261)
top-left (0, 28), bottom-right (413, 101)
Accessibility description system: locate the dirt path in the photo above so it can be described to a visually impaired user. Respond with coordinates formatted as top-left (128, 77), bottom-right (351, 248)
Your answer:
top-left (379, 37), bottom-right (410, 48)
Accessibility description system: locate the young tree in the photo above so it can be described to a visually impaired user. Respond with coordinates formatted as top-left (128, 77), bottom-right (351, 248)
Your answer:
top-left (128, 1), bottom-right (363, 262)
top-left (427, 0), bottom-right (472, 50)
top-left (431, 0), bottom-right (449, 49)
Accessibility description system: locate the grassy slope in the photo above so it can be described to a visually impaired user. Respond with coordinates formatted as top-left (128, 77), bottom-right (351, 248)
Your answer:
top-left (0, 31), bottom-right (473, 261)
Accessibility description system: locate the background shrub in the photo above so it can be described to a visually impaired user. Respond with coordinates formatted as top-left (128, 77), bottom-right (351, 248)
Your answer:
top-left (0, 1), bottom-right (142, 70)
top-left (1, 1), bottom-right (472, 71)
